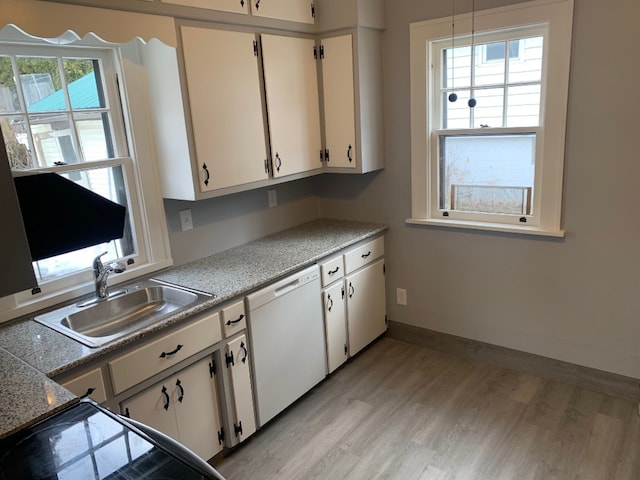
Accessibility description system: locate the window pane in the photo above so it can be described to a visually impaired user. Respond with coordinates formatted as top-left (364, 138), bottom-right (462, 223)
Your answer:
top-left (16, 57), bottom-right (65, 111)
top-left (443, 89), bottom-right (471, 129)
top-left (506, 84), bottom-right (541, 127)
top-left (0, 116), bottom-right (32, 169)
top-left (439, 133), bottom-right (536, 215)
top-left (63, 58), bottom-right (104, 109)
top-left (475, 44), bottom-right (505, 86)
top-left (443, 45), bottom-right (471, 90)
top-left (472, 88), bottom-right (504, 128)
top-left (33, 164), bottom-right (135, 281)
top-left (28, 113), bottom-right (78, 166)
top-left (75, 112), bottom-right (112, 160)
top-left (0, 56), bottom-right (20, 112)
top-left (508, 36), bottom-right (543, 83)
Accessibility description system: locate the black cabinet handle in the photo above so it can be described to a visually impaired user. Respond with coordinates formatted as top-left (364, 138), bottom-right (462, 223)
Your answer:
top-left (159, 344), bottom-right (183, 358)
top-left (255, 0), bottom-right (260, 10)
top-left (240, 0), bottom-right (245, 6)
top-left (226, 314), bottom-right (245, 326)
top-left (361, 251), bottom-right (371, 259)
top-left (326, 294), bottom-right (333, 312)
top-left (176, 379), bottom-right (184, 403)
top-left (348, 282), bottom-right (355, 298)
top-left (202, 163), bottom-right (210, 186)
top-left (82, 387), bottom-right (96, 398)
top-left (124, 407), bottom-right (131, 418)
top-left (240, 341), bottom-right (248, 364)
top-left (161, 386), bottom-right (170, 410)
top-left (275, 153), bottom-right (282, 172)
top-left (347, 144), bottom-right (353, 163)
top-left (328, 266), bottom-right (340, 275)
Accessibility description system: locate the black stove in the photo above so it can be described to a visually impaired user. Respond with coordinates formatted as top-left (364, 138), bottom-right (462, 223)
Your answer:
top-left (0, 400), bottom-right (224, 480)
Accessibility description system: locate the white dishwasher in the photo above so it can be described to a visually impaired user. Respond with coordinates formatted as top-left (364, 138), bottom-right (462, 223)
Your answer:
top-left (246, 264), bottom-right (326, 427)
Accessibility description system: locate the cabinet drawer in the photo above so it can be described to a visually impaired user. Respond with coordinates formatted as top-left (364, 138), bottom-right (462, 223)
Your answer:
top-left (344, 236), bottom-right (384, 274)
top-left (109, 312), bottom-right (221, 395)
top-left (221, 300), bottom-right (246, 337)
top-left (61, 367), bottom-right (107, 404)
top-left (320, 256), bottom-right (344, 287)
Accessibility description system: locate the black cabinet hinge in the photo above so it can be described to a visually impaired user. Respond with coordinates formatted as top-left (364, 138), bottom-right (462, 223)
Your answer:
top-left (209, 360), bottom-right (216, 377)
top-left (344, 344), bottom-right (348, 355)
top-left (264, 158), bottom-right (270, 174)
top-left (226, 351), bottom-right (235, 367)
top-left (341, 286), bottom-right (345, 299)
top-left (313, 45), bottom-right (318, 60)
top-left (234, 421), bottom-right (243, 437)
top-left (320, 149), bottom-right (324, 162)
top-left (218, 427), bottom-right (225, 445)
top-left (383, 263), bottom-right (386, 275)
top-left (319, 44), bottom-right (324, 59)
top-left (253, 40), bottom-right (258, 57)
top-left (311, 2), bottom-right (316, 18)
top-left (325, 149), bottom-right (330, 162)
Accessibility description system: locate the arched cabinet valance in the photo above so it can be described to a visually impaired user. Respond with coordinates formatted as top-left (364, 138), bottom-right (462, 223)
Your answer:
top-left (0, 0), bottom-right (176, 47)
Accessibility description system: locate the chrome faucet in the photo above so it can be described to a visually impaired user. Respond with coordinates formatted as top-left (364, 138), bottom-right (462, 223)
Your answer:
top-left (93, 252), bottom-right (126, 300)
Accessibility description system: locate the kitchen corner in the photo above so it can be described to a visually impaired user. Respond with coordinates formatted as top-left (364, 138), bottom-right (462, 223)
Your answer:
top-left (0, 218), bottom-right (387, 441)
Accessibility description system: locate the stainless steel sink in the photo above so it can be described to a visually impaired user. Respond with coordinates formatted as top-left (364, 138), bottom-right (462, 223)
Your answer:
top-left (34, 280), bottom-right (210, 347)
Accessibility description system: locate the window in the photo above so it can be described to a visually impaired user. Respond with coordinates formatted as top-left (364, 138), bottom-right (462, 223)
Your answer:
top-left (0, 27), bottom-right (172, 322)
top-left (1, 46), bottom-right (136, 282)
top-left (409, 0), bottom-right (574, 236)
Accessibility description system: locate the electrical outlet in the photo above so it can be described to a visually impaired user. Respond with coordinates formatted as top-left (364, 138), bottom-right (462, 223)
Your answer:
top-left (268, 189), bottom-right (278, 208)
top-left (396, 288), bottom-right (407, 306)
top-left (179, 209), bottom-right (193, 231)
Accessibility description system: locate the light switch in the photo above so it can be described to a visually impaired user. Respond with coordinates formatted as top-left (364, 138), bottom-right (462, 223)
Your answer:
top-left (179, 209), bottom-right (193, 231)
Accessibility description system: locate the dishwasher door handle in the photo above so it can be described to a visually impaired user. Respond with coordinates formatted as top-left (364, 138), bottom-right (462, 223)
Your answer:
top-left (274, 279), bottom-right (300, 297)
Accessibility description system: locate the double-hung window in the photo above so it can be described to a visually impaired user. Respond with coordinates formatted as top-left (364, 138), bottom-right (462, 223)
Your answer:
top-left (409, 0), bottom-right (573, 236)
top-left (0, 27), bottom-right (172, 321)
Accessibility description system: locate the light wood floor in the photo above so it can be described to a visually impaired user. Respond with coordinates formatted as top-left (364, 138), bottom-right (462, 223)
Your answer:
top-left (214, 337), bottom-right (640, 480)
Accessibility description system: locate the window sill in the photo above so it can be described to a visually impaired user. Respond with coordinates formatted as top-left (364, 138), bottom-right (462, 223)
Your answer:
top-left (406, 218), bottom-right (565, 238)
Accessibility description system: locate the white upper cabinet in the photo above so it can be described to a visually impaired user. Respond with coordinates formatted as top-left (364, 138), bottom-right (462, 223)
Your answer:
top-left (251, 0), bottom-right (315, 24)
top-left (320, 29), bottom-right (384, 174)
top-left (160, 0), bottom-right (249, 14)
top-left (261, 34), bottom-right (322, 178)
top-left (320, 34), bottom-right (356, 169)
top-left (181, 27), bottom-right (269, 192)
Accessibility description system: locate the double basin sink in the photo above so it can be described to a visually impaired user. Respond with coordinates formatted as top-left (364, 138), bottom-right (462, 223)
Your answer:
top-left (35, 280), bottom-right (210, 348)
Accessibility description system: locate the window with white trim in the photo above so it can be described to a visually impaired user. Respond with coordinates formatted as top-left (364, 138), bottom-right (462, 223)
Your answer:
top-left (0, 28), bottom-right (172, 321)
top-left (409, 0), bottom-right (573, 236)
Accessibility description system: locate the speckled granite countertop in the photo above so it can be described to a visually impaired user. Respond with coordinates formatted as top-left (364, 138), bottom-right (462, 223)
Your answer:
top-left (0, 348), bottom-right (77, 439)
top-left (0, 218), bottom-right (386, 439)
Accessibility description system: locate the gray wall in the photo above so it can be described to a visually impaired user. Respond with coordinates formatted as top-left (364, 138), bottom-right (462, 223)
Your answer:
top-left (165, 177), bottom-right (321, 266)
top-left (316, 0), bottom-right (640, 378)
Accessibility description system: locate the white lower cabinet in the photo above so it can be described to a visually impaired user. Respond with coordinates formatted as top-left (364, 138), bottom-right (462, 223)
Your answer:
top-left (323, 281), bottom-right (347, 373)
top-left (60, 367), bottom-right (108, 404)
top-left (345, 257), bottom-right (386, 356)
top-left (121, 356), bottom-right (223, 461)
top-left (223, 334), bottom-right (257, 444)
top-left (320, 235), bottom-right (386, 367)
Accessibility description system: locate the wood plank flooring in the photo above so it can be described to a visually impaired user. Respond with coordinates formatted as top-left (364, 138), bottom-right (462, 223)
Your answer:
top-left (213, 337), bottom-right (640, 480)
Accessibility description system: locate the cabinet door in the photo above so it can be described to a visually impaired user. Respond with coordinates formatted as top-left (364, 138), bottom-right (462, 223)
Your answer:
top-left (172, 357), bottom-right (224, 460)
top-left (226, 335), bottom-right (256, 442)
top-left (323, 282), bottom-right (347, 373)
top-left (251, 0), bottom-right (315, 24)
top-left (261, 34), bottom-right (322, 178)
top-left (61, 367), bottom-right (107, 404)
top-left (321, 34), bottom-right (357, 169)
top-left (161, 0), bottom-right (249, 13)
top-left (346, 258), bottom-right (386, 356)
top-left (181, 27), bottom-right (269, 191)
top-left (121, 381), bottom-right (179, 442)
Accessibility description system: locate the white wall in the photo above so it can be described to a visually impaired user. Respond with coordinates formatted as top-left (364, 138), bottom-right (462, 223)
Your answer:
top-left (317, 0), bottom-right (640, 378)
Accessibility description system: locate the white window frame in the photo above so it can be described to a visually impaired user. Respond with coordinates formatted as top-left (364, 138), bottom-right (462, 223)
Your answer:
top-left (409, 0), bottom-right (573, 237)
top-left (0, 28), bottom-right (173, 323)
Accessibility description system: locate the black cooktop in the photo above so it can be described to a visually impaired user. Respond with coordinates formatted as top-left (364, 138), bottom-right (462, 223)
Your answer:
top-left (0, 401), bottom-right (220, 480)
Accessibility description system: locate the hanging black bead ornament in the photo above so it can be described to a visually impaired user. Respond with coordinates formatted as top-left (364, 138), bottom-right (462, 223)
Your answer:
top-left (449, 93), bottom-right (458, 102)
top-left (468, 98), bottom-right (477, 108)
top-left (468, 0), bottom-right (477, 109)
